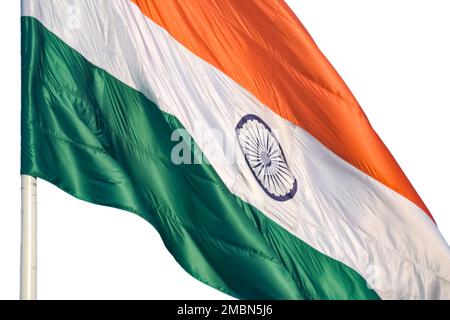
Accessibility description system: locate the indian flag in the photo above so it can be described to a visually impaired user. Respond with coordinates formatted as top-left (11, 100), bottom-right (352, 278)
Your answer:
top-left (21, 0), bottom-right (450, 299)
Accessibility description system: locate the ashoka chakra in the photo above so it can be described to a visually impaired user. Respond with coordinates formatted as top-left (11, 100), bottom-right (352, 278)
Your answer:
top-left (236, 114), bottom-right (297, 201)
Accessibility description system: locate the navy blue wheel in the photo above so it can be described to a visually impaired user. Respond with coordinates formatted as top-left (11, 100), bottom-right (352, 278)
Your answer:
top-left (236, 114), bottom-right (297, 201)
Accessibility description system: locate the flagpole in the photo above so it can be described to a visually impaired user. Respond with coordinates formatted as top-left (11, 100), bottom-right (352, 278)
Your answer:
top-left (20, 175), bottom-right (37, 300)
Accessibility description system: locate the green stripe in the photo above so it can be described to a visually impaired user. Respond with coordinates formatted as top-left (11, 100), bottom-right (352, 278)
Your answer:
top-left (21, 17), bottom-right (379, 300)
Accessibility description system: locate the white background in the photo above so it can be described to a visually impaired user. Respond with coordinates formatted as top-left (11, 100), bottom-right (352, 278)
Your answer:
top-left (0, 0), bottom-right (449, 299)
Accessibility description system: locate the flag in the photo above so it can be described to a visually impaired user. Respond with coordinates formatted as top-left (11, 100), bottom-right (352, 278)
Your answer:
top-left (21, 0), bottom-right (450, 299)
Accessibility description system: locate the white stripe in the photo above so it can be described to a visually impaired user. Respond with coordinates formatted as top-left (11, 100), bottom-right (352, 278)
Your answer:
top-left (22, 0), bottom-right (450, 299)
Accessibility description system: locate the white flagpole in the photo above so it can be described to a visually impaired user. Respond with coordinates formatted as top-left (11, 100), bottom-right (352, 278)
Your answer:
top-left (20, 175), bottom-right (37, 300)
